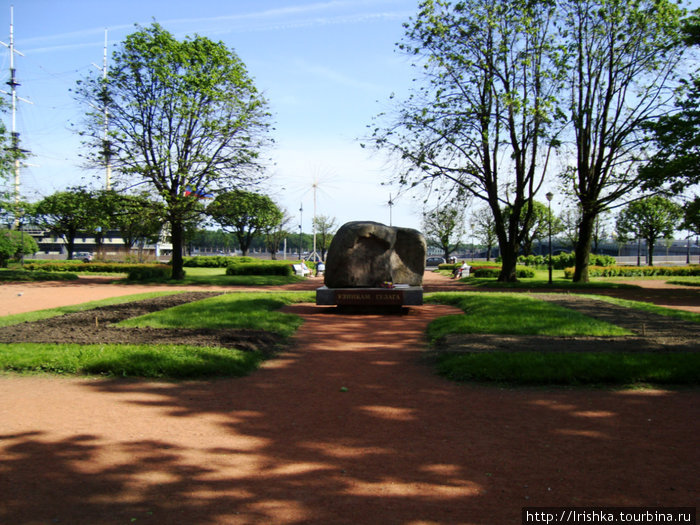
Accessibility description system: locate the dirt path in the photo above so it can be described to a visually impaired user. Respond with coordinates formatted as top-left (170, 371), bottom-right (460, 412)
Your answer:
top-left (0, 273), bottom-right (698, 524)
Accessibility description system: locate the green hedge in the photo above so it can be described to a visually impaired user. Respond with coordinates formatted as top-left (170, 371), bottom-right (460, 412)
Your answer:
top-left (24, 261), bottom-right (168, 275)
top-left (472, 266), bottom-right (536, 278)
top-left (127, 264), bottom-right (173, 281)
top-left (564, 264), bottom-right (700, 279)
top-left (226, 261), bottom-right (294, 276)
top-left (22, 259), bottom-right (85, 266)
top-left (0, 269), bottom-right (79, 282)
top-left (518, 253), bottom-right (616, 269)
top-left (182, 255), bottom-right (247, 268)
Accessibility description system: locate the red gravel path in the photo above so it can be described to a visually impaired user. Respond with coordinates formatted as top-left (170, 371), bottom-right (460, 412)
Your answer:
top-left (0, 273), bottom-right (698, 524)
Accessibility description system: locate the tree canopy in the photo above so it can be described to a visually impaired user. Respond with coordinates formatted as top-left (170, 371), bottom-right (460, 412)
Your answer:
top-left (422, 203), bottom-right (466, 262)
top-left (33, 188), bottom-right (105, 259)
top-left (615, 196), bottom-right (683, 266)
top-left (207, 190), bottom-right (282, 256)
top-left (75, 23), bottom-right (272, 278)
top-left (368, 0), bottom-right (567, 281)
top-left (560, 0), bottom-right (685, 281)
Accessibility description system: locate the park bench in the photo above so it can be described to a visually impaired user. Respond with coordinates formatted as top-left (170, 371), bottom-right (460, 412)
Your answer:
top-left (292, 263), bottom-right (311, 277)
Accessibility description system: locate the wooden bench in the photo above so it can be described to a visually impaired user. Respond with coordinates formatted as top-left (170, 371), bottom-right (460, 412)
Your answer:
top-left (292, 263), bottom-right (311, 276)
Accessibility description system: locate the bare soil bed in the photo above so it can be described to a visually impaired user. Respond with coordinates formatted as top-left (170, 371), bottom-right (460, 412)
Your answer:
top-left (0, 292), bottom-right (281, 355)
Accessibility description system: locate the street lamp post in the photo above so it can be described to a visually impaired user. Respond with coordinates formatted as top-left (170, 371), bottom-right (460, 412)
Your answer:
top-left (298, 203), bottom-right (303, 260)
top-left (546, 192), bottom-right (554, 284)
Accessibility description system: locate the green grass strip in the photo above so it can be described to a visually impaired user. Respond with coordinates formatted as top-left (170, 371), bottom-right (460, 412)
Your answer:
top-left (435, 352), bottom-right (700, 386)
top-left (118, 291), bottom-right (314, 337)
top-left (0, 291), bottom-right (183, 327)
top-left (0, 343), bottom-right (263, 379)
top-left (666, 279), bottom-right (700, 287)
top-left (425, 292), bottom-right (631, 342)
top-left (588, 295), bottom-right (700, 323)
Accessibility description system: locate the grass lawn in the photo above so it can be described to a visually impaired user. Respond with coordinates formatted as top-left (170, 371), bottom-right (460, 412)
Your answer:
top-left (0, 291), bottom-right (314, 379)
top-left (426, 292), bottom-right (699, 387)
top-left (0, 343), bottom-right (264, 379)
top-left (118, 291), bottom-right (314, 336)
top-left (435, 352), bottom-right (700, 386)
top-left (425, 292), bottom-right (632, 342)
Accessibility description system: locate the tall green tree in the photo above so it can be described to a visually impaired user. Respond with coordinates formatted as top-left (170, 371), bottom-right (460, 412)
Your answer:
top-left (0, 229), bottom-right (38, 267)
top-left (368, 0), bottom-right (566, 281)
top-left (504, 200), bottom-right (564, 256)
top-left (75, 23), bottom-right (272, 279)
top-left (33, 188), bottom-right (106, 259)
top-left (422, 203), bottom-right (466, 261)
top-left (265, 209), bottom-right (293, 260)
top-left (615, 196), bottom-right (682, 266)
top-left (640, 10), bottom-right (700, 194)
top-left (470, 206), bottom-right (497, 261)
top-left (312, 214), bottom-right (336, 261)
top-left (98, 190), bottom-right (165, 250)
top-left (207, 190), bottom-right (282, 256)
top-left (560, 0), bottom-right (685, 282)
top-left (682, 196), bottom-right (700, 238)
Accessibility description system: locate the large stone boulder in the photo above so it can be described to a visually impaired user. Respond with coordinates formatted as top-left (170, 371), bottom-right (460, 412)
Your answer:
top-left (324, 221), bottom-right (426, 288)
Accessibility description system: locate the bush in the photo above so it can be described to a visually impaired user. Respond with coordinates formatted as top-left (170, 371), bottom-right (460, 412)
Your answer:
top-left (0, 229), bottom-right (39, 267)
top-left (127, 264), bottom-right (173, 281)
top-left (518, 255), bottom-right (545, 267)
top-left (24, 261), bottom-right (165, 274)
top-left (545, 252), bottom-right (616, 270)
top-left (0, 269), bottom-right (79, 282)
top-left (564, 265), bottom-right (700, 279)
top-left (471, 266), bottom-right (535, 278)
top-left (226, 261), bottom-right (293, 276)
top-left (182, 255), bottom-right (243, 268)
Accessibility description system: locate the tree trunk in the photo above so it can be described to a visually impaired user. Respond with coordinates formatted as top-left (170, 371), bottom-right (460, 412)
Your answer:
top-left (573, 211), bottom-right (596, 282)
top-left (648, 239), bottom-right (655, 266)
top-left (66, 231), bottom-right (76, 260)
top-left (499, 245), bottom-right (518, 281)
top-left (170, 220), bottom-right (186, 280)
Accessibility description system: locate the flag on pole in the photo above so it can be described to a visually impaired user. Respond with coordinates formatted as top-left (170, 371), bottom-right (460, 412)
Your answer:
top-left (184, 186), bottom-right (213, 199)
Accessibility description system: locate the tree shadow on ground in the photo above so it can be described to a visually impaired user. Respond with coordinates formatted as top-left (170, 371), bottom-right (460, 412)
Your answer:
top-left (1, 304), bottom-right (698, 524)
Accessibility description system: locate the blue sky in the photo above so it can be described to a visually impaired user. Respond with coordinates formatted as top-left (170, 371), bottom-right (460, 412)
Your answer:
top-left (1, 0), bottom-right (423, 231)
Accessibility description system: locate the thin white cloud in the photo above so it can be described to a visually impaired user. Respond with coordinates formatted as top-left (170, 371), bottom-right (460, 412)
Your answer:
top-left (18, 1), bottom-right (411, 54)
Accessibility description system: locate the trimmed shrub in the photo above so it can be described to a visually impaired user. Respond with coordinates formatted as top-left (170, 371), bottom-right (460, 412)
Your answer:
top-left (564, 265), bottom-right (700, 279)
top-left (127, 264), bottom-right (173, 281)
top-left (182, 255), bottom-right (243, 268)
top-left (226, 261), bottom-right (294, 276)
top-left (24, 261), bottom-right (163, 274)
top-left (518, 255), bottom-right (545, 267)
top-left (546, 252), bottom-right (616, 270)
top-left (471, 266), bottom-right (535, 278)
top-left (0, 269), bottom-right (79, 281)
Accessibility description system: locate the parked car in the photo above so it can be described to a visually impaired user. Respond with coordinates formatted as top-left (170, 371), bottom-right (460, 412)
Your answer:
top-left (75, 252), bottom-right (93, 263)
top-left (426, 256), bottom-right (446, 267)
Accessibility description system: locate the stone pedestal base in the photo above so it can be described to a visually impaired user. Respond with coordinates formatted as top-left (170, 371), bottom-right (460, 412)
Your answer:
top-left (316, 286), bottom-right (423, 306)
